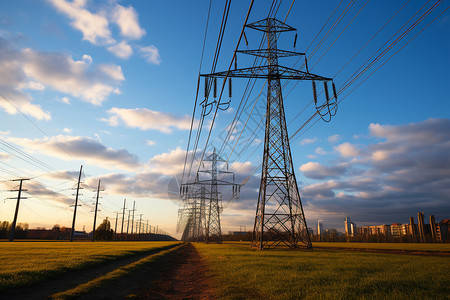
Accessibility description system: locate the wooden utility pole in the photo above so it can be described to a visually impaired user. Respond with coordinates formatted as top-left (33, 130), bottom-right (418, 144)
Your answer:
top-left (114, 211), bottom-right (118, 241)
top-left (126, 209), bottom-right (131, 241)
top-left (138, 214), bottom-right (143, 240)
top-left (70, 165), bottom-right (83, 242)
top-left (130, 201), bottom-right (136, 240)
top-left (92, 180), bottom-right (102, 242)
top-left (8, 178), bottom-right (30, 242)
top-left (121, 199), bottom-right (126, 240)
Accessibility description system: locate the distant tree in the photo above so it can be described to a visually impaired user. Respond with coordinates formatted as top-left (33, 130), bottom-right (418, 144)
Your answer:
top-left (95, 218), bottom-right (114, 240)
top-left (52, 225), bottom-right (61, 239)
top-left (14, 223), bottom-right (29, 239)
top-left (0, 221), bottom-right (10, 239)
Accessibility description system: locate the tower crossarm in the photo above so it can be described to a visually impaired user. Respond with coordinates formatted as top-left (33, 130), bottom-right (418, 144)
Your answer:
top-left (201, 65), bottom-right (331, 81)
top-left (194, 179), bottom-right (237, 186)
top-left (246, 17), bottom-right (296, 32)
top-left (237, 49), bottom-right (305, 58)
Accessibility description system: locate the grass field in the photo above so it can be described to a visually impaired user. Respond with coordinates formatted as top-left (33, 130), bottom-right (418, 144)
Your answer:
top-left (50, 243), bottom-right (186, 299)
top-left (312, 242), bottom-right (450, 252)
top-left (0, 241), bottom-right (181, 290)
top-left (195, 242), bottom-right (450, 299)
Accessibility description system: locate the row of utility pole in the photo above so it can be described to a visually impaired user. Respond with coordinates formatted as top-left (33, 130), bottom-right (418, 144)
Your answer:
top-left (4, 164), bottom-right (168, 242)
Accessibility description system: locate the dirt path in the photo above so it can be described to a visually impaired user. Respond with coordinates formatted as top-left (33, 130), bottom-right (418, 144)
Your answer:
top-left (135, 243), bottom-right (215, 299)
top-left (81, 243), bottom-right (215, 299)
top-left (3, 244), bottom-right (179, 300)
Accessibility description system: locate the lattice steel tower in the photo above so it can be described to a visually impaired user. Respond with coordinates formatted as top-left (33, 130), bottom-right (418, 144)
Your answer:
top-left (201, 18), bottom-right (337, 249)
top-left (179, 149), bottom-right (240, 243)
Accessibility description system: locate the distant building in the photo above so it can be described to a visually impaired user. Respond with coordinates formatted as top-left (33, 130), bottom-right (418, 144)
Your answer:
top-left (350, 222), bottom-right (357, 237)
top-left (344, 217), bottom-right (357, 238)
top-left (429, 215), bottom-right (437, 243)
top-left (353, 212), bottom-right (449, 243)
top-left (418, 212), bottom-right (426, 243)
top-left (409, 217), bottom-right (416, 241)
top-left (317, 221), bottom-right (323, 238)
top-left (344, 217), bottom-right (351, 237)
top-left (390, 223), bottom-right (404, 237)
top-left (437, 219), bottom-right (450, 243)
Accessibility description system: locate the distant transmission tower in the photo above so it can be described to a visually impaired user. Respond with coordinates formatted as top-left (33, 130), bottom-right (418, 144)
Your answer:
top-left (179, 148), bottom-right (240, 243)
top-left (201, 18), bottom-right (337, 249)
top-left (178, 185), bottom-right (208, 242)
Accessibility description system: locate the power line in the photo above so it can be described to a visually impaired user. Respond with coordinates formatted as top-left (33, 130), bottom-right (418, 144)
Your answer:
top-left (195, 0), bottom-right (255, 177)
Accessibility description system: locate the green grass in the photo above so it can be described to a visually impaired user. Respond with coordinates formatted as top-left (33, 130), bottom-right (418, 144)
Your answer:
top-left (0, 241), bottom-right (181, 290)
top-left (50, 243), bottom-right (185, 299)
top-left (312, 242), bottom-right (450, 252)
top-left (195, 242), bottom-right (450, 299)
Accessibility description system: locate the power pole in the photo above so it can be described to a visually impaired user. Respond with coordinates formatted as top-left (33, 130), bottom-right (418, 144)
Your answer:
top-left (201, 18), bottom-right (336, 249)
top-left (70, 165), bottom-right (83, 242)
top-left (121, 198), bottom-right (126, 240)
top-left (126, 209), bottom-right (131, 241)
top-left (92, 180), bottom-right (102, 242)
top-left (8, 178), bottom-right (30, 242)
top-left (138, 214), bottom-right (143, 240)
top-left (114, 211), bottom-right (118, 241)
top-left (146, 220), bottom-right (149, 240)
top-left (180, 149), bottom-right (239, 243)
top-left (130, 201), bottom-right (136, 240)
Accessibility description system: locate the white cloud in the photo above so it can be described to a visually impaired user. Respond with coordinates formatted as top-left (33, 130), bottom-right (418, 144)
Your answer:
top-left (328, 134), bottom-right (341, 143)
top-left (0, 39), bottom-right (125, 111)
top-left (0, 39), bottom-right (51, 120)
top-left (48, 1), bottom-right (156, 62)
top-left (334, 142), bottom-right (359, 157)
top-left (112, 4), bottom-right (146, 40)
top-left (97, 64), bottom-right (125, 81)
top-left (63, 127), bottom-right (72, 134)
top-left (299, 137), bottom-right (318, 145)
top-left (139, 45), bottom-right (161, 65)
top-left (148, 147), bottom-right (188, 176)
top-left (104, 107), bottom-right (194, 133)
top-left (146, 140), bottom-right (155, 146)
top-left (8, 135), bottom-right (141, 171)
top-left (60, 97), bottom-right (71, 104)
top-left (48, 0), bottom-right (114, 45)
top-left (300, 118), bottom-right (450, 227)
top-left (107, 40), bottom-right (133, 59)
top-left (24, 81), bottom-right (46, 91)
top-left (300, 162), bottom-right (346, 179)
top-left (81, 54), bottom-right (92, 64)
top-left (26, 180), bottom-right (72, 205)
top-left (315, 147), bottom-right (327, 155)
top-left (21, 48), bottom-right (124, 105)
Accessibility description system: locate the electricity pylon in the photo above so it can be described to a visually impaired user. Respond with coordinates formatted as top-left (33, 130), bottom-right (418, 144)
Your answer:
top-left (178, 185), bottom-right (208, 242)
top-left (179, 149), bottom-right (240, 243)
top-left (201, 18), bottom-right (337, 249)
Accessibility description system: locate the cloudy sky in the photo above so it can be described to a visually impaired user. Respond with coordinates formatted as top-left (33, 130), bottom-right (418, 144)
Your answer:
top-left (0, 1), bottom-right (448, 237)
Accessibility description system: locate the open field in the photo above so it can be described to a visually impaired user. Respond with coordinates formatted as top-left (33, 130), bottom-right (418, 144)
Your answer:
top-left (0, 241), bottom-right (181, 291)
top-left (195, 242), bottom-right (450, 299)
top-left (312, 242), bottom-right (450, 252)
top-left (2, 241), bottom-right (449, 299)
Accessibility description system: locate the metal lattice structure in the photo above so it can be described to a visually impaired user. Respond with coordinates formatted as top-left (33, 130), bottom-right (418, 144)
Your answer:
top-left (201, 18), bottom-right (337, 249)
top-left (179, 149), bottom-right (240, 243)
top-left (178, 185), bottom-right (208, 242)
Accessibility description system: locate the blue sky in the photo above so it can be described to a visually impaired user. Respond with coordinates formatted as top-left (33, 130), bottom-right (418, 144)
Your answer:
top-left (0, 0), bottom-right (449, 237)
